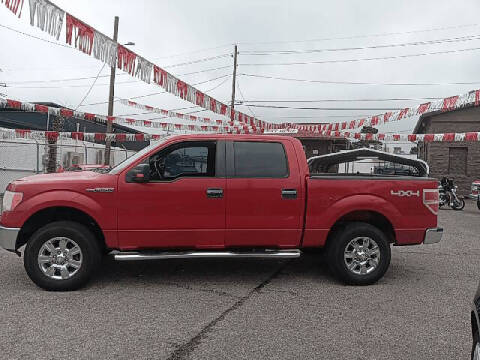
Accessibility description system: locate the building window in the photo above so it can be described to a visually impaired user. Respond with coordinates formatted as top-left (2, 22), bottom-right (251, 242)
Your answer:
top-left (448, 147), bottom-right (468, 175)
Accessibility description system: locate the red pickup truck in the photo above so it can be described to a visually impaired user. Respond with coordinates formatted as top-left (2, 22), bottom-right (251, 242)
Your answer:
top-left (0, 135), bottom-right (442, 291)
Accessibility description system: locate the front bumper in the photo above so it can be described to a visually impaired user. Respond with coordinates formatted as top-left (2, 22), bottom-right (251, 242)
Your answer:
top-left (423, 227), bottom-right (443, 245)
top-left (0, 225), bottom-right (20, 251)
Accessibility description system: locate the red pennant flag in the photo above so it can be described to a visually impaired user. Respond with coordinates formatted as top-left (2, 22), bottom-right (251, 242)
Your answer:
top-left (442, 96), bottom-right (459, 112)
top-left (195, 91), bottom-right (205, 106)
top-left (135, 134), bottom-right (145, 141)
top-left (115, 134), bottom-right (126, 142)
top-left (176, 80), bottom-right (188, 99)
top-left (378, 134), bottom-right (385, 141)
top-left (393, 134), bottom-right (401, 141)
top-left (94, 133), bottom-right (106, 141)
top-left (220, 104), bottom-right (227, 115)
top-left (60, 108), bottom-right (74, 118)
top-left (7, 99), bottom-right (22, 109)
top-left (358, 119), bottom-right (365, 127)
top-left (143, 120), bottom-right (152, 127)
top-left (126, 118), bottom-right (135, 124)
top-left (407, 134), bottom-right (417, 142)
top-left (384, 112), bottom-right (392, 123)
top-left (35, 104), bottom-right (49, 113)
top-left (151, 135), bottom-right (161, 140)
top-left (397, 108), bottom-right (409, 121)
top-left (442, 133), bottom-right (455, 141)
top-left (370, 116), bottom-right (379, 126)
top-left (71, 132), bottom-right (84, 141)
top-left (153, 66), bottom-right (167, 86)
top-left (417, 102), bottom-right (431, 114)
top-left (84, 113), bottom-right (95, 121)
top-left (423, 134), bottom-right (434, 142)
top-left (465, 132), bottom-right (479, 141)
top-left (107, 116), bottom-right (115, 123)
top-left (476, 90), bottom-right (480, 107)
top-left (210, 99), bottom-right (217, 112)
top-left (15, 129), bottom-right (31, 138)
top-left (45, 131), bottom-right (59, 140)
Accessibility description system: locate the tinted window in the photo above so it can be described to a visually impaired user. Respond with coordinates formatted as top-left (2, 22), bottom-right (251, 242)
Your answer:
top-left (234, 141), bottom-right (288, 178)
top-left (149, 142), bottom-right (216, 181)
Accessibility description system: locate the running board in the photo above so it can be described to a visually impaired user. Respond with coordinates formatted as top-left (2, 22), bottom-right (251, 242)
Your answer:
top-left (111, 249), bottom-right (302, 261)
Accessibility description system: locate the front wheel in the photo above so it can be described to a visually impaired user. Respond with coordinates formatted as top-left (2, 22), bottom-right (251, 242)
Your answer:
top-left (24, 221), bottom-right (101, 291)
top-left (452, 198), bottom-right (465, 210)
top-left (326, 222), bottom-right (391, 285)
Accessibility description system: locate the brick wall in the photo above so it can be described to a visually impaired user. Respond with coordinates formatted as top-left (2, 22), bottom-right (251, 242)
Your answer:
top-left (418, 107), bottom-right (480, 196)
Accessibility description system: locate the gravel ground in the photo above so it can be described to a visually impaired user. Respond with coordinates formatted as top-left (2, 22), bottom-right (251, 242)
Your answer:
top-left (0, 201), bottom-right (478, 360)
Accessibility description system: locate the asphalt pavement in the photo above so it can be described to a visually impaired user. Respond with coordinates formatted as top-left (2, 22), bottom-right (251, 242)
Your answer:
top-left (0, 201), bottom-right (479, 359)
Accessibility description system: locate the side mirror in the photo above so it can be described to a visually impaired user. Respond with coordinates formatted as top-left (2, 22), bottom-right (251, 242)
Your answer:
top-left (126, 164), bottom-right (150, 183)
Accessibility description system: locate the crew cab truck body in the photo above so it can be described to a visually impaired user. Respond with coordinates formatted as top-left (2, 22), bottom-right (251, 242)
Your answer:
top-left (0, 135), bottom-right (442, 291)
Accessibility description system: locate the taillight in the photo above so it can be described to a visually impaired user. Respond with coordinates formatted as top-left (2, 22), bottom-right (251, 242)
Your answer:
top-left (423, 189), bottom-right (439, 215)
top-left (2, 191), bottom-right (23, 212)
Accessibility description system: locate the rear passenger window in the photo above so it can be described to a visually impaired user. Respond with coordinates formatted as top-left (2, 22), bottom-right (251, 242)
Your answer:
top-left (233, 141), bottom-right (288, 178)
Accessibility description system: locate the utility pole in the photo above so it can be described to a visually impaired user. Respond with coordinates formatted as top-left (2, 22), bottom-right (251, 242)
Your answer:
top-left (104, 16), bottom-right (119, 166)
top-left (230, 44), bottom-right (238, 120)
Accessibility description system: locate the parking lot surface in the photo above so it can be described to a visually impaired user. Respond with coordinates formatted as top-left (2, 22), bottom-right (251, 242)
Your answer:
top-left (0, 201), bottom-right (479, 359)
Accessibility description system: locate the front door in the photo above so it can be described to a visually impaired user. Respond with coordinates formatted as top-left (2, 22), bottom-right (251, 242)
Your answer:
top-left (225, 140), bottom-right (304, 248)
top-left (117, 140), bottom-right (226, 250)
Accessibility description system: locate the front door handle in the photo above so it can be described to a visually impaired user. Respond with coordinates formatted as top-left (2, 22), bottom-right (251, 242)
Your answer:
top-left (206, 188), bottom-right (223, 198)
top-left (282, 189), bottom-right (297, 199)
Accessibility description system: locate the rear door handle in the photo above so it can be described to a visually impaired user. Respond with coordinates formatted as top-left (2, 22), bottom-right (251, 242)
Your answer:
top-left (282, 189), bottom-right (297, 199)
top-left (206, 188), bottom-right (223, 198)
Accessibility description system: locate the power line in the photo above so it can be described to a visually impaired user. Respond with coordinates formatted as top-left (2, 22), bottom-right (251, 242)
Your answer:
top-left (177, 65), bottom-right (232, 76)
top-left (8, 80), bottom-right (138, 89)
top-left (236, 79), bottom-right (256, 118)
top-left (241, 33), bottom-right (480, 55)
top-left (237, 23), bottom-right (480, 45)
top-left (238, 97), bottom-right (442, 103)
top-left (75, 64), bottom-right (107, 110)
top-left (239, 45), bottom-right (480, 67)
top-left (0, 23), bottom-right (70, 48)
top-left (240, 73), bottom-right (480, 86)
top-left (152, 44), bottom-right (233, 60)
top-left (164, 54), bottom-right (232, 69)
top-left (243, 105), bottom-right (406, 111)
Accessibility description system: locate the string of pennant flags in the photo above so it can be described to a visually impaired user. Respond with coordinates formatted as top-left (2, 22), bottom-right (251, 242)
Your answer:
top-left (294, 88), bottom-right (480, 133)
top-left (2, 96), bottom-right (480, 143)
top-left (0, 98), bottom-right (262, 133)
top-left (1, 0), bottom-right (284, 130)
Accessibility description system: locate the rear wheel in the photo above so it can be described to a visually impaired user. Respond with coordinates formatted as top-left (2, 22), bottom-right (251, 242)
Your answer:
top-left (452, 198), bottom-right (465, 210)
top-left (24, 221), bottom-right (101, 291)
top-left (326, 222), bottom-right (391, 285)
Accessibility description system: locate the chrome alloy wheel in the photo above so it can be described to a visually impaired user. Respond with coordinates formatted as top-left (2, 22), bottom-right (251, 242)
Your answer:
top-left (343, 237), bottom-right (380, 275)
top-left (475, 342), bottom-right (480, 360)
top-left (37, 237), bottom-right (83, 280)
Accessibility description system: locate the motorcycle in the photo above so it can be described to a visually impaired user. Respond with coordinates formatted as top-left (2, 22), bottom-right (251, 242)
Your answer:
top-left (439, 177), bottom-right (465, 210)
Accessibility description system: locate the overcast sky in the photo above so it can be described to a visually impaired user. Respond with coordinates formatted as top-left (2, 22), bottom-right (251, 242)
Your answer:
top-left (2, 0), bottom-right (480, 139)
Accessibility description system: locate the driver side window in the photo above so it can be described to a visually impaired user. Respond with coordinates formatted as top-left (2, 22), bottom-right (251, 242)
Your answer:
top-left (148, 141), bottom-right (216, 181)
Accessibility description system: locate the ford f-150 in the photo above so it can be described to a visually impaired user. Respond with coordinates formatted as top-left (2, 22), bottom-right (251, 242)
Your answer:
top-left (0, 135), bottom-right (442, 291)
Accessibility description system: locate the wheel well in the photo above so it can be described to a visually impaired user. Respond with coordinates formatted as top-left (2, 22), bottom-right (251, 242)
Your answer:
top-left (17, 207), bottom-right (106, 251)
top-left (326, 210), bottom-right (396, 245)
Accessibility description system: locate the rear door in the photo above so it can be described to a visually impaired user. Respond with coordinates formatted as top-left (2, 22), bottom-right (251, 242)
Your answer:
top-left (225, 139), bottom-right (304, 248)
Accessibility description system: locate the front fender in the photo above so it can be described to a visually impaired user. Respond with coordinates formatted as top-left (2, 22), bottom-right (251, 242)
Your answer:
top-left (3, 190), bottom-right (114, 230)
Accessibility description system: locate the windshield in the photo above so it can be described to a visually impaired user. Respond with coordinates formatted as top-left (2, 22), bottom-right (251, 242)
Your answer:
top-left (109, 136), bottom-right (173, 175)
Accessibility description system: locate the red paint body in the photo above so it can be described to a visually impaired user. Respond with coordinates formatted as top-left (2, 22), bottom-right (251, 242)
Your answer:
top-left (1, 135), bottom-right (439, 250)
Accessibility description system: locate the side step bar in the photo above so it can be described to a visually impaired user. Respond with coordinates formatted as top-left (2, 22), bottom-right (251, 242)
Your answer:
top-left (111, 249), bottom-right (302, 261)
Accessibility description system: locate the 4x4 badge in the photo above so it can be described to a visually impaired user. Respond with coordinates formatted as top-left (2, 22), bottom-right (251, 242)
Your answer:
top-left (391, 190), bottom-right (420, 197)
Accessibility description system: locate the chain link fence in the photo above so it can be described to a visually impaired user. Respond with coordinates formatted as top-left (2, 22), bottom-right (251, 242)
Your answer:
top-left (0, 139), bottom-right (137, 213)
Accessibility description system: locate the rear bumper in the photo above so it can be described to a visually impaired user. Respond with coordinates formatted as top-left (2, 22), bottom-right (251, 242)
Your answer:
top-left (0, 225), bottom-right (20, 251)
top-left (423, 227), bottom-right (443, 245)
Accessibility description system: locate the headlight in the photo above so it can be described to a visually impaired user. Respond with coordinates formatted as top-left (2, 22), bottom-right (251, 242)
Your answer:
top-left (2, 191), bottom-right (23, 212)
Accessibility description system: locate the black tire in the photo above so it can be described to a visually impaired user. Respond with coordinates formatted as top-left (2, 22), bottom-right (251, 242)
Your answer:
top-left (326, 222), bottom-right (391, 286)
top-left (472, 330), bottom-right (480, 360)
top-left (24, 221), bottom-right (101, 291)
top-left (477, 199), bottom-right (480, 211)
top-left (453, 198), bottom-right (466, 210)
